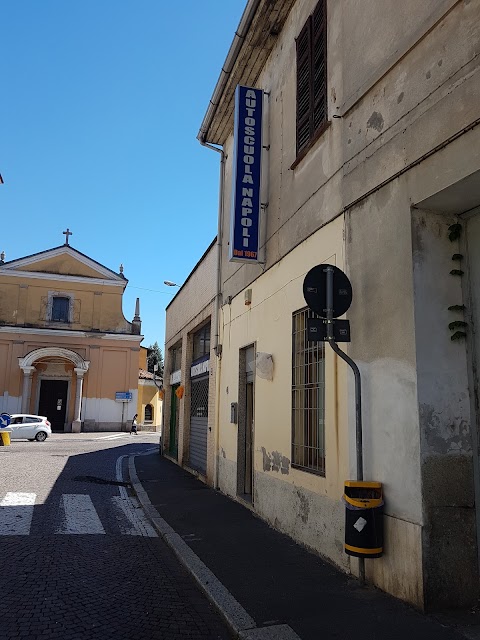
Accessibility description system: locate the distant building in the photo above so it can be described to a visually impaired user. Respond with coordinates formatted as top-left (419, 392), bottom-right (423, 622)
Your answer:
top-left (137, 346), bottom-right (163, 431)
top-left (163, 0), bottom-right (480, 611)
top-left (0, 240), bottom-right (142, 432)
top-left (163, 239), bottom-right (217, 477)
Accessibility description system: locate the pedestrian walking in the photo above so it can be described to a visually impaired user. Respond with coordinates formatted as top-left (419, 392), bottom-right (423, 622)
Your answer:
top-left (131, 414), bottom-right (138, 435)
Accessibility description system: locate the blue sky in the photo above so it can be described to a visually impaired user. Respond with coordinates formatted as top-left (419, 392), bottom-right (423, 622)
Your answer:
top-left (0, 1), bottom-right (246, 350)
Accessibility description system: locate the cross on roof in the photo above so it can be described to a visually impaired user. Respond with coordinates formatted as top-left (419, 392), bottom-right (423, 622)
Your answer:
top-left (63, 228), bottom-right (73, 245)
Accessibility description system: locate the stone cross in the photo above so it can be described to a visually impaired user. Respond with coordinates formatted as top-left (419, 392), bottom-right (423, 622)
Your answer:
top-left (63, 228), bottom-right (73, 245)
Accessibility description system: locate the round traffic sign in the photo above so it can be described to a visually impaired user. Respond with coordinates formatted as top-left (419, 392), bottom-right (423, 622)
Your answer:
top-left (303, 264), bottom-right (353, 318)
top-left (0, 413), bottom-right (12, 428)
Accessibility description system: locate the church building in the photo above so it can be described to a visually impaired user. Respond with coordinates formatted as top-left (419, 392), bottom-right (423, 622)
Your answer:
top-left (0, 232), bottom-right (143, 432)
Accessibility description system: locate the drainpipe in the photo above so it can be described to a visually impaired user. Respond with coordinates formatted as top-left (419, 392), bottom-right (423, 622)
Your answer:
top-left (199, 140), bottom-right (225, 490)
top-left (197, 0), bottom-right (262, 145)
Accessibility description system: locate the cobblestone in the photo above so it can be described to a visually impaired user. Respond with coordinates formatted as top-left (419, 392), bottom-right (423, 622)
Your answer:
top-left (0, 437), bottom-right (231, 640)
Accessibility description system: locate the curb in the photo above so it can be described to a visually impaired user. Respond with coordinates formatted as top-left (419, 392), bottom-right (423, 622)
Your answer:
top-left (128, 454), bottom-right (302, 640)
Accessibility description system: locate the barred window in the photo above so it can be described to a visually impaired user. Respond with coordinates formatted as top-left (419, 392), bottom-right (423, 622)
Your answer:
top-left (292, 307), bottom-right (325, 475)
top-left (296, 0), bottom-right (327, 157)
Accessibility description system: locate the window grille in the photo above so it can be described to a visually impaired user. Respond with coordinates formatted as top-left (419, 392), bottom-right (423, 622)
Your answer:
top-left (292, 307), bottom-right (325, 475)
top-left (191, 377), bottom-right (209, 419)
top-left (296, 0), bottom-right (327, 156)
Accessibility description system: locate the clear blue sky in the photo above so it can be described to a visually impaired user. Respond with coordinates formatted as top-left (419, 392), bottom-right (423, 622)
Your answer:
top-left (0, 1), bottom-right (246, 350)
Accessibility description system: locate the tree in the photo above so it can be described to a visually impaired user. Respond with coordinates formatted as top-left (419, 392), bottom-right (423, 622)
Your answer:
top-left (147, 342), bottom-right (164, 377)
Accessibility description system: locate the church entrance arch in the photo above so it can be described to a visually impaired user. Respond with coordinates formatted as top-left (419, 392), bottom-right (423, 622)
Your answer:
top-left (18, 348), bottom-right (90, 433)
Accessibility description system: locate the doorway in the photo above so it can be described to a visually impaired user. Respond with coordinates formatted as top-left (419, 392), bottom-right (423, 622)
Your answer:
top-left (237, 345), bottom-right (255, 502)
top-left (38, 379), bottom-right (68, 432)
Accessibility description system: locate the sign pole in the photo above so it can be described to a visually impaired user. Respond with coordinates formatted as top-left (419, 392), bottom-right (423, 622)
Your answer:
top-left (325, 266), bottom-right (365, 583)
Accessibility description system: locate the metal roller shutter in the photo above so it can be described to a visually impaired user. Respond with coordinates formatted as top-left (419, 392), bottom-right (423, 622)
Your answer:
top-left (189, 375), bottom-right (209, 473)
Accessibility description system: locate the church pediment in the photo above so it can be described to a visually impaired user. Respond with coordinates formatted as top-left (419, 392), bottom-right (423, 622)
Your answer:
top-left (0, 246), bottom-right (125, 283)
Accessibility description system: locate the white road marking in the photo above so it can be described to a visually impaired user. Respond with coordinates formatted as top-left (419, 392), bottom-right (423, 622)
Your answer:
top-left (111, 496), bottom-right (158, 537)
top-left (114, 454), bottom-right (157, 537)
top-left (56, 494), bottom-right (106, 535)
top-left (95, 434), bottom-right (130, 440)
top-left (0, 492), bottom-right (36, 535)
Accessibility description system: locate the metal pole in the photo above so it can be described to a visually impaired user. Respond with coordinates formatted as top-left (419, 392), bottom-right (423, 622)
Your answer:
top-left (325, 266), bottom-right (365, 584)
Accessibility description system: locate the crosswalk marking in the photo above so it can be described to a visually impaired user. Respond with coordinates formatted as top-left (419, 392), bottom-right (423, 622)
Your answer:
top-left (56, 494), bottom-right (106, 535)
top-left (0, 492), bottom-right (36, 535)
top-left (0, 491), bottom-right (158, 537)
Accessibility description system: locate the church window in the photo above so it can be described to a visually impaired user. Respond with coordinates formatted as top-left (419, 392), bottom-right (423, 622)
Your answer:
top-left (51, 296), bottom-right (70, 322)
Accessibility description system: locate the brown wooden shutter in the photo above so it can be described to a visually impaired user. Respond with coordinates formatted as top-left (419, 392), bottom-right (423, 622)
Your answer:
top-left (312, 0), bottom-right (327, 132)
top-left (296, 19), bottom-right (312, 155)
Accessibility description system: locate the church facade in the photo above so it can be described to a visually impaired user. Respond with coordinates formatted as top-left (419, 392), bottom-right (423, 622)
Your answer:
top-left (0, 241), bottom-right (142, 432)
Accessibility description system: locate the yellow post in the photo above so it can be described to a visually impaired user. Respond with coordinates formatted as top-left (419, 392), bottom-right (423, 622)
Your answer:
top-left (0, 430), bottom-right (11, 446)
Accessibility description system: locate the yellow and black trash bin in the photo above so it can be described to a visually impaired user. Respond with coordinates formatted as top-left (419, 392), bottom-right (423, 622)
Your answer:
top-left (344, 481), bottom-right (383, 558)
top-left (0, 428), bottom-right (12, 446)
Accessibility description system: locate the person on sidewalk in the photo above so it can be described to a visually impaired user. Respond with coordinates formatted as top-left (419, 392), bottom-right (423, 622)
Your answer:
top-left (131, 414), bottom-right (138, 435)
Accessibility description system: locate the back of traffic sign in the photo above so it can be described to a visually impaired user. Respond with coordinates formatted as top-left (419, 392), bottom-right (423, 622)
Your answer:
top-left (303, 264), bottom-right (352, 318)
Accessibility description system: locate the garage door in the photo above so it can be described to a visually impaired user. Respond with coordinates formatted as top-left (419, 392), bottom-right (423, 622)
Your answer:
top-left (189, 375), bottom-right (209, 473)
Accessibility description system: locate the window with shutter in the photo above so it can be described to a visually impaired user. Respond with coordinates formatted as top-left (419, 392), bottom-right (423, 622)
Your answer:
top-left (51, 296), bottom-right (70, 322)
top-left (296, 0), bottom-right (327, 157)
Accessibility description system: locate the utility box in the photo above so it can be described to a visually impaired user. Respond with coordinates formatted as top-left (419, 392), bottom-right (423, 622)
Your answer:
top-left (344, 481), bottom-right (383, 558)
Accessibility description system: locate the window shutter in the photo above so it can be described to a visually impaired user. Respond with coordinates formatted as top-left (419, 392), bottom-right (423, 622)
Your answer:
top-left (296, 20), bottom-right (312, 155)
top-left (312, 1), bottom-right (327, 131)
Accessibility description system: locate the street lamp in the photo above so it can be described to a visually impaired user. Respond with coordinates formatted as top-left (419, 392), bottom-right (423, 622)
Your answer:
top-left (164, 280), bottom-right (180, 287)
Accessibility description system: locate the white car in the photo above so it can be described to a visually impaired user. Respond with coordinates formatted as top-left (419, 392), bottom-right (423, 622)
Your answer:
top-left (8, 414), bottom-right (52, 442)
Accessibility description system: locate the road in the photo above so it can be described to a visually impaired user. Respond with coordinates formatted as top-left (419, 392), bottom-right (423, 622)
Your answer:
top-left (0, 432), bottom-right (231, 640)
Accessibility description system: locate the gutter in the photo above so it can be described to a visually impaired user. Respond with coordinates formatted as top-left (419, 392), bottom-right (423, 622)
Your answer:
top-left (197, 0), bottom-right (262, 145)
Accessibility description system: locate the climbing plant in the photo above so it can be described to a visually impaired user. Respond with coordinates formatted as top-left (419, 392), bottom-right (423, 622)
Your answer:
top-left (447, 223), bottom-right (467, 341)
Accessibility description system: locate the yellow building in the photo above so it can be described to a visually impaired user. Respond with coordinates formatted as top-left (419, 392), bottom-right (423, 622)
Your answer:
top-left (137, 346), bottom-right (163, 431)
top-left (0, 240), bottom-right (143, 432)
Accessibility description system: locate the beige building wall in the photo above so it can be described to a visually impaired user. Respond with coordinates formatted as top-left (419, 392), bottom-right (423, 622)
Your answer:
top-left (197, 0), bottom-right (480, 610)
top-left (0, 245), bottom-right (142, 431)
top-left (163, 241), bottom-right (217, 484)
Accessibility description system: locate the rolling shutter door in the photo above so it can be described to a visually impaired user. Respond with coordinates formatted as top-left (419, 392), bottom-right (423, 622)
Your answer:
top-left (189, 375), bottom-right (209, 473)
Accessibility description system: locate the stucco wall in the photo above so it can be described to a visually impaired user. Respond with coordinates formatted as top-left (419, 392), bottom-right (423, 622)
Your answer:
top-left (217, 216), bottom-right (351, 570)
top-left (201, 0), bottom-right (480, 609)
top-left (164, 244), bottom-right (217, 484)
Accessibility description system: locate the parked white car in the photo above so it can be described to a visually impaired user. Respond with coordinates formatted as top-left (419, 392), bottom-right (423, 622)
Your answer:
top-left (8, 414), bottom-right (52, 442)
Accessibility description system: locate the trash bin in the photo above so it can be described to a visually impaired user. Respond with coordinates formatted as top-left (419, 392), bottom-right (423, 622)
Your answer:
top-left (0, 429), bottom-right (12, 446)
top-left (344, 481), bottom-right (383, 558)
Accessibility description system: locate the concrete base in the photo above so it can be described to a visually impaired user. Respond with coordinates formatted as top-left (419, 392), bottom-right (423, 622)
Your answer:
top-left (71, 420), bottom-right (82, 433)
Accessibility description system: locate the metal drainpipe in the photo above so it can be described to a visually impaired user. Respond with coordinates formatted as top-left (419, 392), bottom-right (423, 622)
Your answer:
top-left (199, 139), bottom-right (225, 490)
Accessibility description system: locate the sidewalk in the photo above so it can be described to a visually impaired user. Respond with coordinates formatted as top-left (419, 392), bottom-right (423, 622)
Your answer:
top-left (129, 452), bottom-right (472, 640)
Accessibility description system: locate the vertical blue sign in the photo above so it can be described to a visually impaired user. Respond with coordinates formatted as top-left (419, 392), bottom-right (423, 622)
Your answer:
top-left (229, 85), bottom-right (263, 263)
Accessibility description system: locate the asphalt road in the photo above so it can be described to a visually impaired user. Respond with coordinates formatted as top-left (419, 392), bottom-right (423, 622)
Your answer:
top-left (0, 433), bottom-right (231, 640)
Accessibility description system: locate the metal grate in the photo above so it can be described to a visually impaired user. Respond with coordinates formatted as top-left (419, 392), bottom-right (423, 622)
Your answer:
top-left (191, 377), bottom-right (209, 418)
top-left (292, 307), bottom-right (325, 475)
top-left (190, 376), bottom-right (209, 473)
